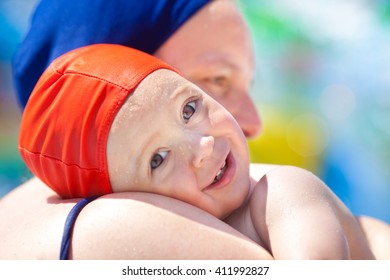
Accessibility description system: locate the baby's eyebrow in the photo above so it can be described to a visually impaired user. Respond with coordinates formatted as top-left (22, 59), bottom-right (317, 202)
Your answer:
top-left (170, 85), bottom-right (192, 102)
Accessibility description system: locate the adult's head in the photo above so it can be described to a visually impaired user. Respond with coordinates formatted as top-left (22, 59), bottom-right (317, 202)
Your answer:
top-left (155, 0), bottom-right (261, 138)
top-left (13, 0), bottom-right (261, 137)
top-left (18, 44), bottom-right (251, 219)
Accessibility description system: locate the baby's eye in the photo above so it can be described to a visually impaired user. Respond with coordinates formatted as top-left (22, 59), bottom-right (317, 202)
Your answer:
top-left (183, 100), bottom-right (196, 122)
top-left (151, 151), bottom-right (168, 170)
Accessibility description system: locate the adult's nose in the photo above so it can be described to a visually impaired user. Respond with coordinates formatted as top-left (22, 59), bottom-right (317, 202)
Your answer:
top-left (234, 94), bottom-right (262, 139)
top-left (192, 135), bottom-right (215, 168)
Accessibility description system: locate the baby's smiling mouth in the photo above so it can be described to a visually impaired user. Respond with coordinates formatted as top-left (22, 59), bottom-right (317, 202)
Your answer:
top-left (203, 151), bottom-right (235, 191)
top-left (213, 160), bottom-right (227, 184)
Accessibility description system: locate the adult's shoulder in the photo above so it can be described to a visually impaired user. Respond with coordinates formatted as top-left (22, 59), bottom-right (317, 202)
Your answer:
top-left (0, 178), bottom-right (79, 259)
top-left (249, 163), bottom-right (279, 181)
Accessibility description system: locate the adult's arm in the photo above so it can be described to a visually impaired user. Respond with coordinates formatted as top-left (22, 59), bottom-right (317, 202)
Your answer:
top-left (0, 177), bottom-right (272, 260)
top-left (71, 192), bottom-right (272, 259)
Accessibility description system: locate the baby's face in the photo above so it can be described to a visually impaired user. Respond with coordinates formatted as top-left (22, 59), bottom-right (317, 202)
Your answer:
top-left (107, 69), bottom-right (251, 218)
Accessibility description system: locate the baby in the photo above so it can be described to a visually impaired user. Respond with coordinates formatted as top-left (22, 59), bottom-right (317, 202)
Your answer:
top-left (19, 44), bottom-right (388, 259)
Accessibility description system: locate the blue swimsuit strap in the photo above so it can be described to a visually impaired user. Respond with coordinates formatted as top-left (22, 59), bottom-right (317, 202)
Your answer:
top-left (60, 196), bottom-right (98, 260)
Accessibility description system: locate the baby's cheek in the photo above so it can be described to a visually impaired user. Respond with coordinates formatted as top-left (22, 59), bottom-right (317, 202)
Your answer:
top-left (167, 173), bottom-right (200, 201)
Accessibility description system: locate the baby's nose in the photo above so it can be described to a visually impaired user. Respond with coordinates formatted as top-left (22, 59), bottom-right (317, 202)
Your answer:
top-left (192, 135), bottom-right (215, 168)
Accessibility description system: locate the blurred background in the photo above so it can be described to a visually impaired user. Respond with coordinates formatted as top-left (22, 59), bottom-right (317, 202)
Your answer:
top-left (0, 0), bottom-right (389, 223)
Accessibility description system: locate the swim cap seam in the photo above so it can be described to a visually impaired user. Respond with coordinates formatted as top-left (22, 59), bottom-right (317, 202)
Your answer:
top-left (18, 145), bottom-right (101, 172)
top-left (52, 69), bottom-right (132, 92)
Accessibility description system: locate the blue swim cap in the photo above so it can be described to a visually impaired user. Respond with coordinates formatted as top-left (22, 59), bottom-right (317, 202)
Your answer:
top-left (12, 0), bottom-right (210, 110)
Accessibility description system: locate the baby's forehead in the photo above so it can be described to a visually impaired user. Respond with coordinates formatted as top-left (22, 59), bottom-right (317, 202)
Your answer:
top-left (111, 69), bottom-right (184, 127)
top-left (132, 69), bottom-right (184, 100)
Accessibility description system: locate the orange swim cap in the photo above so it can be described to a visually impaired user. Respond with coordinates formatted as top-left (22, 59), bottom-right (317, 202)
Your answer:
top-left (18, 44), bottom-right (178, 198)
